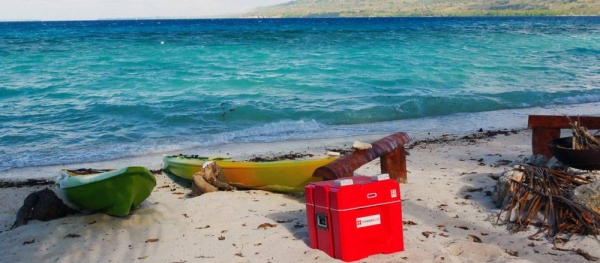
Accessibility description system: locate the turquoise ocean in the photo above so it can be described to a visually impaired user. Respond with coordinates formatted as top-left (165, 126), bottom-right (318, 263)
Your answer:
top-left (1, 17), bottom-right (600, 172)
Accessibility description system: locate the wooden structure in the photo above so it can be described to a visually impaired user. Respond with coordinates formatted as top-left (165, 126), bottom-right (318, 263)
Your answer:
top-left (528, 115), bottom-right (600, 157)
top-left (312, 132), bottom-right (410, 183)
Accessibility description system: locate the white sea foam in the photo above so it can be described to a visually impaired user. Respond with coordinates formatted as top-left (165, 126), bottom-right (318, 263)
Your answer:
top-left (554, 94), bottom-right (600, 104)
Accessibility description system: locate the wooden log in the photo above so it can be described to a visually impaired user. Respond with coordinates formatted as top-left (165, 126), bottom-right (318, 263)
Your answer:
top-left (312, 132), bottom-right (410, 183)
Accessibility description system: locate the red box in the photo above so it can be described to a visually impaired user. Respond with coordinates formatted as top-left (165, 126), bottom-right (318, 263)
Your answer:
top-left (304, 183), bottom-right (318, 249)
top-left (305, 174), bottom-right (404, 262)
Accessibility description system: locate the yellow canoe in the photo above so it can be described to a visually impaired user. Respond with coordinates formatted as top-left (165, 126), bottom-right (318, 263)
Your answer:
top-left (163, 155), bottom-right (336, 193)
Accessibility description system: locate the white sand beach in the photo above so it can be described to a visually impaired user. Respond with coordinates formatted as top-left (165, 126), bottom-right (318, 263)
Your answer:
top-left (1, 128), bottom-right (599, 263)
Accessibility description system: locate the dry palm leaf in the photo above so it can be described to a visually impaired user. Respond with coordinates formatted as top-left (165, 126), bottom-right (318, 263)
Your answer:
top-left (497, 164), bottom-right (600, 239)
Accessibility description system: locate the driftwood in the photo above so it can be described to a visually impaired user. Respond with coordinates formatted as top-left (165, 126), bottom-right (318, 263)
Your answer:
top-left (192, 175), bottom-right (218, 195)
top-left (191, 161), bottom-right (234, 196)
top-left (568, 117), bottom-right (600, 150)
top-left (497, 164), bottom-right (600, 239)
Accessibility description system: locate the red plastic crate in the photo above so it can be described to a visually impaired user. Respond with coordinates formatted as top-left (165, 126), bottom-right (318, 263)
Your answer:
top-left (305, 174), bottom-right (404, 262)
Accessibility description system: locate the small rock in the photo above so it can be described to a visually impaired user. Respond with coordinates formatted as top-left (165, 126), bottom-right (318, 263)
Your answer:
top-left (572, 180), bottom-right (600, 213)
top-left (492, 168), bottom-right (524, 208)
top-left (12, 188), bottom-right (77, 229)
top-left (510, 154), bottom-right (549, 167)
top-left (352, 141), bottom-right (372, 150)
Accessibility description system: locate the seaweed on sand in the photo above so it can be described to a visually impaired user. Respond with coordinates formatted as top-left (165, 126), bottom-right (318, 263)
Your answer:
top-left (246, 152), bottom-right (314, 162)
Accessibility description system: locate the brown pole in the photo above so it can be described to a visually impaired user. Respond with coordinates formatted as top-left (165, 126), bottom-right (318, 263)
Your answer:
top-left (381, 147), bottom-right (408, 183)
top-left (313, 132), bottom-right (410, 183)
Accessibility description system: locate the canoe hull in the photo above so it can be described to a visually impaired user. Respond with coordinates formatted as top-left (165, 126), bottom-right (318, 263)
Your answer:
top-left (57, 167), bottom-right (157, 216)
top-left (163, 156), bottom-right (336, 193)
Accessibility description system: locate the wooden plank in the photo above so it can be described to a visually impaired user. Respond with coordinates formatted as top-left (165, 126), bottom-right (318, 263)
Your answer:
top-left (531, 127), bottom-right (560, 157)
top-left (528, 115), bottom-right (600, 129)
top-left (380, 147), bottom-right (407, 183)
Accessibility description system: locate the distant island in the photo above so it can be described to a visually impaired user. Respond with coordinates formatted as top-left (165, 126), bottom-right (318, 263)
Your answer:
top-left (241, 0), bottom-right (600, 18)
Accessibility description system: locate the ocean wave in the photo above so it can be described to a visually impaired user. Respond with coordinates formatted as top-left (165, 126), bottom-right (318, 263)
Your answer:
top-left (4, 101), bottom-right (600, 172)
top-left (0, 119), bottom-right (324, 170)
top-left (2, 17), bottom-right (600, 172)
top-left (553, 94), bottom-right (600, 104)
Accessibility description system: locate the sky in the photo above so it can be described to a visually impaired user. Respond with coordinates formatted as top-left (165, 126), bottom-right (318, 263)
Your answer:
top-left (0, 0), bottom-right (292, 21)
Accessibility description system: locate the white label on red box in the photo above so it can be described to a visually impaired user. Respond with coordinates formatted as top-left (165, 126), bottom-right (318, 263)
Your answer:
top-left (356, 214), bottom-right (381, 228)
top-left (391, 189), bottom-right (397, 198)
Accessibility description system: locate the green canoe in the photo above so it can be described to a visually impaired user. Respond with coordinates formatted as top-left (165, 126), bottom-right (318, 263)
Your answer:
top-left (56, 166), bottom-right (157, 216)
top-left (163, 155), bottom-right (337, 193)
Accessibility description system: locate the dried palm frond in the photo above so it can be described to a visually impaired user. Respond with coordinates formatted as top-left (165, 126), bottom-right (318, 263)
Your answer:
top-left (497, 164), bottom-right (600, 238)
